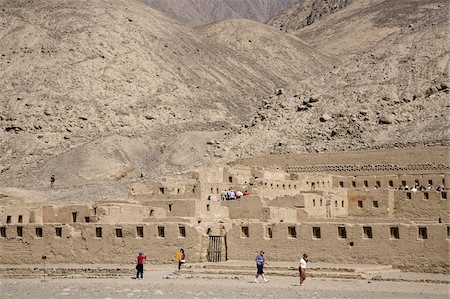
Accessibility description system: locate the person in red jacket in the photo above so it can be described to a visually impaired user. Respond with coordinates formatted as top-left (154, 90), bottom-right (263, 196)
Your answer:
top-left (136, 251), bottom-right (147, 279)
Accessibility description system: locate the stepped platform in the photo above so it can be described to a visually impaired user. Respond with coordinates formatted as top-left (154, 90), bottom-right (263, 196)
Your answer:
top-left (185, 261), bottom-right (400, 280)
top-left (0, 262), bottom-right (448, 284)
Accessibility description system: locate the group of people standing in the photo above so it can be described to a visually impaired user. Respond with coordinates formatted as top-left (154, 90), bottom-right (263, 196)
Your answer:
top-left (255, 250), bottom-right (308, 286)
top-left (221, 189), bottom-right (250, 200)
top-left (397, 182), bottom-right (445, 192)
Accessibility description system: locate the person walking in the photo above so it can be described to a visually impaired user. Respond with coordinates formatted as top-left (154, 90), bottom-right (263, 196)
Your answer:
top-left (254, 250), bottom-right (269, 283)
top-left (299, 253), bottom-right (308, 286)
top-left (50, 174), bottom-right (55, 187)
top-left (136, 251), bottom-right (147, 279)
top-left (176, 248), bottom-right (186, 271)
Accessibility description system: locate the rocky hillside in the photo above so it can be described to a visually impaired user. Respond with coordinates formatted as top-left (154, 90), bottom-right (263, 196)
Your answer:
top-left (0, 0), bottom-right (448, 202)
top-left (0, 0), bottom-right (327, 200)
top-left (267, 0), bottom-right (351, 32)
top-left (217, 0), bottom-right (449, 158)
top-left (197, 19), bottom-right (335, 82)
top-left (141, 0), bottom-right (295, 27)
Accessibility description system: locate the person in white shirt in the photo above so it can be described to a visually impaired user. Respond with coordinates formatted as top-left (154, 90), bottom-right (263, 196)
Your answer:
top-left (299, 253), bottom-right (308, 286)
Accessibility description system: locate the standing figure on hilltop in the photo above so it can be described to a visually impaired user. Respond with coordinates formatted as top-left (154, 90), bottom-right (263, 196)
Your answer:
top-left (176, 248), bottom-right (186, 272)
top-left (254, 250), bottom-right (269, 283)
top-left (299, 253), bottom-right (308, 286)
top-left (136, 251), bottom-right (147, 279)
top-left (50, 174), bottom-right (55, 187)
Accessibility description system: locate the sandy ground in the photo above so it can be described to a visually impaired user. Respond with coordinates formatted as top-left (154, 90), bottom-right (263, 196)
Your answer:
top-left (1, 270), bottom-right (449, 299)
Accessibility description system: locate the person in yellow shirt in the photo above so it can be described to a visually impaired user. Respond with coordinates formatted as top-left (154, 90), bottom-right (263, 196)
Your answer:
top-left (176, 248), bottom-right (185, 271)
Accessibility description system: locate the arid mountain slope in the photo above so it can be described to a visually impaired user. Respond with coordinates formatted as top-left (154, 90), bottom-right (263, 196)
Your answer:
top-left (0, 0), bottom-right (448, 203)
top-left (268, 0), bottom-right (351, 32)
top-left (0, 0), bottom-right (316, 195)
top-left (197, 19), bottom-right (335, 82)
top-left (141, 0), bottom-right (295, 27)
top-left (213, 0), bottom-right (449, 158)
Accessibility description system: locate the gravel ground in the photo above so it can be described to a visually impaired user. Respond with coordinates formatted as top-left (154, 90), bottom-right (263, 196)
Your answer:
top-left (1, 270), bottom-right (448, 299)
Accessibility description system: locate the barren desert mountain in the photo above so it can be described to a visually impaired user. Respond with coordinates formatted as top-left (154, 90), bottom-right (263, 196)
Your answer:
top-left (141, 0), bottom-right (295, 27)
top-left (0, 0), bottom-right (448, 203)
top-left (0, 0), bottom-right (308, 195)
top-left (197, 19), bottom-right (335, 82)
top-left (268, 0), bottom-right (351, 32)
top-left (215, 0), bottom-right (449, 158)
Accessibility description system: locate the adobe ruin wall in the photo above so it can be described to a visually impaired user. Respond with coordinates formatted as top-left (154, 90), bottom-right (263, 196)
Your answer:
top-left (1, 148), bottom-right (449, 273)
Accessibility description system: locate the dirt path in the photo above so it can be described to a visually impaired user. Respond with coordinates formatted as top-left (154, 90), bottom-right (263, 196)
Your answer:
top-left (1, 271), bottom-right (448, 299)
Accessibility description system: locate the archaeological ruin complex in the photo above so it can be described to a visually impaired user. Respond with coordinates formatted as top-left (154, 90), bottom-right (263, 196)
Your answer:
top-left (1, 149), bottom-right (449, 273)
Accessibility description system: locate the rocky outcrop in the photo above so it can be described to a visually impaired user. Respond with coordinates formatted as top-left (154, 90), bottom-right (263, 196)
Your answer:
top-left (267, 0), bottom-right (352, 32)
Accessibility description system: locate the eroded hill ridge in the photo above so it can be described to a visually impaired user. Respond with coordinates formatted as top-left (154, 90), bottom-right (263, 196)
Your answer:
top-left (141, 0), bottom-right (295, 27)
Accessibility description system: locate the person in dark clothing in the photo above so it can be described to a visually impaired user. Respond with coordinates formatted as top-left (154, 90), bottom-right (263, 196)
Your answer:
top-left (136, 251), bottom-right (147, 279)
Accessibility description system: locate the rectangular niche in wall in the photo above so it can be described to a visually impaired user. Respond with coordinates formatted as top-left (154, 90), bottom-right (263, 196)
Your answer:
top-left (418, 227), bottom-right (427, 239)
top-left (115, 228), bottom-right (123, 238)
top-left (136, 226), bottom-right (144, 238)
top-left (390, 226), bottom-right (399, 239)
top-left (312, 227), bottom-right (321, 239)
top-left (179, 226), bottom-right (186, 238)
top-left (96, 227), bottom-right (102, 238)
top-left (35, 227), bottom-right (43, 238)
top-left (158, 226), bottom-right (165, 238)
top-left (72, 212), bottom-right (78, 223)
top-left (0, 226), bottom-right (6, 238)
top-left (241, 226), bottom-right (249, 238)
top-left (338, 226), bottom-right (347, 239)
top-left (17, 226), bottom-right (23, 237)
top-left (55, 227), bottom-right (62, 237)
top-left (265, 226), bottom-right (273, 239)
top-left (288, 226), bottom-right (297, 239)
top-left (363, 226), bottom-right (373, 239)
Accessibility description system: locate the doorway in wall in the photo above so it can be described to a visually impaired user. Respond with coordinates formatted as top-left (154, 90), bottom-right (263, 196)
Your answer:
top-left (207, 236), bottom-right (223, 262)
